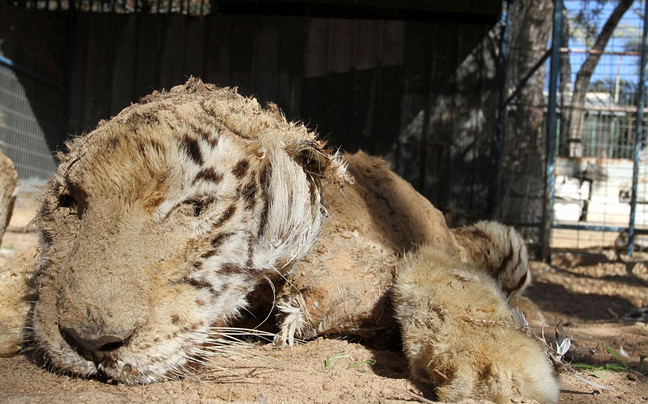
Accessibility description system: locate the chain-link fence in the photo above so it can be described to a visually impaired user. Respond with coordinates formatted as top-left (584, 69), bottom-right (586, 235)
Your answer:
top-left (0, 62), bottom-right (60, 188)
top-left (498, 0), bottom-right (648, 256)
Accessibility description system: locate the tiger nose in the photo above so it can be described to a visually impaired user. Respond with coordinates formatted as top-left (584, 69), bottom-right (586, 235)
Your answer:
top-left (62, 326), bottom-right (131, 351)
top-left (60, 325), bottom-right (133, 363)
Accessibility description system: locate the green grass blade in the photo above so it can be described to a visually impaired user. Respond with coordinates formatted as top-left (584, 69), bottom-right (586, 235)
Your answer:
top-left (603, 345), bottom-right (629, 371)
top-left (601, 363), bottom-right (629, 372)
top-left (346, 359), bottom-right (377, 370)
top-left (572, 363), bottom-right (597, 370)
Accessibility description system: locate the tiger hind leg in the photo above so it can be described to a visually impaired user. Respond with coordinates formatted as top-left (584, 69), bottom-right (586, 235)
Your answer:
top-left (392, 245), bottom-right (560, 404)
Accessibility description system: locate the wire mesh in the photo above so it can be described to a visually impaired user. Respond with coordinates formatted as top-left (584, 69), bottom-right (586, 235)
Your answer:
top-left (554, 0), bottom-right (647, 250)
top-left (500, 0), bottom-right (648, 252)
top-left (0, 64), bottom-right (59, 188)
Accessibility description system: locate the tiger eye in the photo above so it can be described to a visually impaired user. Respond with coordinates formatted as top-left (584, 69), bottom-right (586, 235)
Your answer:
top-left (58, 194), bottom-right (76, 209)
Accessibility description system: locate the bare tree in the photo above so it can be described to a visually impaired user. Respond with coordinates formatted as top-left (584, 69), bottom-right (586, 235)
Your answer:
top-left (564, 0), bottom-right (635, 157)
top-left (507, 0), bottom-right (553, 157)
top-left (497, 0), bottom-right (553, 236)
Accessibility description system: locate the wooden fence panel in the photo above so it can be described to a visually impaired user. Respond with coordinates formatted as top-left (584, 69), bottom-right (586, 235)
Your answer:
top-left (329, 19), bottom-right (353, 74)
top-left (304, 19), bottom-right (328, 78)
top-left (276, 16), bottom-right (306, 118)
top-left (133, 15), bottom-right (163, 101)
top-left (203, 16), bottom-right (232, 86)
top-left (228, 16), bottom-right (254, 95)
top-left (67, 13), bottom-right (88, 135)
top-left (159, 16), bottom-right (187, 89)
top-left (58, 12), bottom-right (499, 216)
top-left (84, 13), bottom-right (115, 128)
top-left (111, 15), bottom-right (137, 116)
top-left (252, 17), bottom-right (279, 104)
top-left (184, 17), bottom-right (205, 79)
top-left (353, 20), bottom-right (380, 71)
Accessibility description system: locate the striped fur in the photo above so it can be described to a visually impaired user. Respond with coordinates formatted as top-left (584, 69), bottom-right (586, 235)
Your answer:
top-left (452, 221), bottom-right (531, 296)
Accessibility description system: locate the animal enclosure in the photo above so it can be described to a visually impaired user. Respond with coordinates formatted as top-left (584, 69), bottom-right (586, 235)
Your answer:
top-left (496, 0), bottom-right (648, 256)
top-left (3, 0), bottom-right (648, 256)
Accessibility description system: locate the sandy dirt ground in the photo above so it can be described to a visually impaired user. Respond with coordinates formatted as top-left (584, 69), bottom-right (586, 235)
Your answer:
top-left (2, 193), bottom-right (648, 404)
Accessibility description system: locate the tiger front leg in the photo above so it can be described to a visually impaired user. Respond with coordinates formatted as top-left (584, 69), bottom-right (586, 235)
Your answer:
top-left (392, 245), bottom-right (560, 404)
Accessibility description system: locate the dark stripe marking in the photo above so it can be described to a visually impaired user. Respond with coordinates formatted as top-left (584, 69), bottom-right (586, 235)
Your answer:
top-left (211, 232), bottom-right (235, 248)
top-left (498, 246), bottom-right (514, 276)
top-left (39, 199), bottom-right (53, 219)
top-left (106, 136), bottom-right (121, 152)
top-left (186, 278), bottom-right (212, 290)
top-left (214, 204), bottom-right (237, 228)
top-left (182, 135), bottom-right (204, 166)
top-left (232, 160), bottom-right (250, 179)
top-left (257, 165), bottom-right (271, 237)
top-left (200, 121), bottom-right (219, 146)
top-left (193, 168), bottom-right (223, 185)
top-left (41, 229), bottom-right (53, 245)
top-left (246, 235), bottom-right (255, 268)
top-left (220, 263), bottom-right (249, 275)
top-left (200, 249), bottom-right (219, 260)
top-left (514, 272), bottom-right (528, 292)
top-left (259, 163), bottom-right (271, 186)
top-left (189, 122), bottom-right (217, 148)
top-left (466, 228), bottom-right (490, 243)
top-left (498, 231), bottom-right (521, 276)
top-left (186, 278), bottom-right (221, 299)
top-left (239, 180), bottom-right (257, 210)
top-left (200, 232), bottom-right (236, 259)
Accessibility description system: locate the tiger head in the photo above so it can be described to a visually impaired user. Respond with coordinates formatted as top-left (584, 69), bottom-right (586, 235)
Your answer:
top-left (32, 79), bottom-right (346, 384)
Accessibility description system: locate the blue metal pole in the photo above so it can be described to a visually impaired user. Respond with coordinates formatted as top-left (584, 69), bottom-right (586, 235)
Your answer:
top-left (0, 56), bottom-right (64, 90)
top-left (628, 0), bottom-right (648, 256)
top-left (542, 0), bottom-right (563, 262)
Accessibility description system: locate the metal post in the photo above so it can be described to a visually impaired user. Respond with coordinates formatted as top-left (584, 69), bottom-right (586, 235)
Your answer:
top-left (491, 0), bottom-right (511, 220)
top-left (628, 0), bottom-right (648, 256)
top-left (542, 0), bottom-right (562, 262)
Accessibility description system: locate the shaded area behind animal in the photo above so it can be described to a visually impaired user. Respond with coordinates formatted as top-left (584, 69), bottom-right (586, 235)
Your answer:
top-left (528, 278), bottom-right (639, 323)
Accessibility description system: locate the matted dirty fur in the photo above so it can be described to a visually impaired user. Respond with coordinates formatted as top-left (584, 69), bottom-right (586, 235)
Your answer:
top-left (393, 246), bottom-right (559, 404)
top-left (0, 79), bottom-right (559, 402)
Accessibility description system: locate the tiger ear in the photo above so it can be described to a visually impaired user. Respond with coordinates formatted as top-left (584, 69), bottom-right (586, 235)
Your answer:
top-left (248, 135), bottom-right (351, 272)
top-left (262, 102), bottom-right (349, 183)
top-left (285, 140), bottom-right (350, 184)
